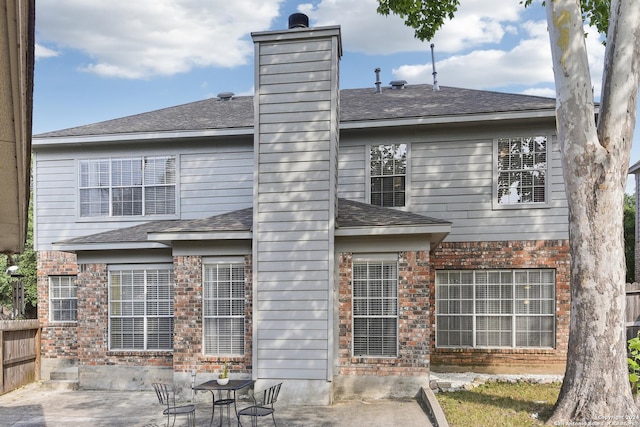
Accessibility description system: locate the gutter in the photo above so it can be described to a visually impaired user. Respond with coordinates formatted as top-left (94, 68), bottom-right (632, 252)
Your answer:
top-left (32, 110), bottom-right (556, 147)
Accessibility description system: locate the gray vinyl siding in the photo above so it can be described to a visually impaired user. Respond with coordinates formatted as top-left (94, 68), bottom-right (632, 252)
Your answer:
top-left (33, 142), bottom-right (254, 250)
top-left (339, 126), bottom-right (568, 242)
top-left (338, 143), bottom-right (366, 202)
top-left (180, 148), bottom-right (253, 216)
top-left (252, 28), bottom-right (340, 380)
top-left (410, 133), bottom-right (568, 241)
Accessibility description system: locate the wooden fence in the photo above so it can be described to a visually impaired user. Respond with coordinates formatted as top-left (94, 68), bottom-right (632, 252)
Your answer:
top-left (0, 319), bottom-right (40, 395)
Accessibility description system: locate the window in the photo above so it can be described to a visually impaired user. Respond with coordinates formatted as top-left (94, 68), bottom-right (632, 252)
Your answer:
top-left (203, 260), bottom-right (245, 355)
top-left (370, 144), bottom-right (407, 207)
top-left (49, 276), bottom-right (77, 322)
top-left (436, 269), bottom-right (555, 348)
top-left (79, 156), bottom-right (176, 217)
top-left (353, 257), bottom-right (398, 357)
top-left (109, 267), bottom-right (174, 351)
top-left (496, 136), bottom-right (547, 206)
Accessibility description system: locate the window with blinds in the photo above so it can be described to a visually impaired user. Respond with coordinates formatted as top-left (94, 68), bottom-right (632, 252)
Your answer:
top-left (496, 136), bottom-right (548, 206)
top-left (436, 269), bottom-right (555, 348)
top-left (79, 156), bottom-right (176, 217)
top-left (49, 276), bottom-right (77, 322)
top-left (353, 259), bottom-right (398, 357)
top-left (370, 144), bottom-right (407, 207)
top-left (109, 268), bottom-right (174, 351)
top-left (203, 262), bottom-right (245, 355)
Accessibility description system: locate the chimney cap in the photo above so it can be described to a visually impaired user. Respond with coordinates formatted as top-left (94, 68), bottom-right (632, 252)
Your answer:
top-left (288, 13), bottom-right (309, 29)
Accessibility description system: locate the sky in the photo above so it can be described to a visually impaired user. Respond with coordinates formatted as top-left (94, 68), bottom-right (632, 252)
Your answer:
top-left (33, 0), bottom-right (639, 192)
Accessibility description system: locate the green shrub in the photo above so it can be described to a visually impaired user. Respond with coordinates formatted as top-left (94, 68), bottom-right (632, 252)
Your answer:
top-left (629, 332), bottom-right (640, 394)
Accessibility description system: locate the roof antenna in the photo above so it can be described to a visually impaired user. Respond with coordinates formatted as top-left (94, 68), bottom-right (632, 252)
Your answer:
top-left (430, 43), bottom-right (440, 91)
top-left (374, 67), bottom-right (382, 94)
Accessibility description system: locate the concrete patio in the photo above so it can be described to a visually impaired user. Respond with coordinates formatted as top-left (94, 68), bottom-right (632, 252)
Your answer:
top-left (0, 382), bottom-right (434, 427)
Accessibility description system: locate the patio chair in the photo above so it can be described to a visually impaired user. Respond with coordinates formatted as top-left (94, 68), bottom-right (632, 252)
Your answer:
top-left (152, 382), bottom-right (196, 427)
top-left (237, 382), bottom-right (282, 427)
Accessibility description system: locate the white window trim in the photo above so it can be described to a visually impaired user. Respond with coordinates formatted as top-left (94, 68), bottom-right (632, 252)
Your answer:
top-left (352, 254), bottom-right (399, 358)
top-left (76, 155), bottom-right (180, 221)
top-left (366, 143), bottom-right (411, 209)
top-left (202, 258), bottom-right (246, 356)
top-left (492, 136), bottom-right (551, 210)
top-left (107, 264), bottom-right (174, 352)
top-left (49, 275), bottom-right (78, 323)
top-left (435, 269), bottom-right (556, 349)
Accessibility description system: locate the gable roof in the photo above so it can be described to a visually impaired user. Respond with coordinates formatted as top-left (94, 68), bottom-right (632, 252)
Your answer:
top-left (53, 199), bottom-right (451, 252)
top-left (34, 84), bottom-right (556, 140)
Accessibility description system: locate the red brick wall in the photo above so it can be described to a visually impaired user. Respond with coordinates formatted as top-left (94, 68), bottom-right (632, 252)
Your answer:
top-left (38, 251), bottom-right (79, 359)
top-left (337, 251), bottom-right (430, 377)
top-left (172, 255), bottom-right (253, 376)
top-left (76, 262), bottom-right (173, 367)
top-left (39, 251), bottom-right (254, 374)
top-left (430, 240), bottom-right (570, 373)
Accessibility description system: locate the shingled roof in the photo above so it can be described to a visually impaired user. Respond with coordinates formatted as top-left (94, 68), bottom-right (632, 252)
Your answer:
top-left (35, 84), bottom-right (555, 138)
top-left (54, 199), bottom-right (450, 250)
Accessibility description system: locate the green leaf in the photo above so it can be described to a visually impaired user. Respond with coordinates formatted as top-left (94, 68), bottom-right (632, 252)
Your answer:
top-left (376, 0), bottom-right (461, 42)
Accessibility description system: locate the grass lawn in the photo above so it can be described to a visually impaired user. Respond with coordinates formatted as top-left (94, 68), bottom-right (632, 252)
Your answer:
top-left (436, 380), bottom-right (562, 427)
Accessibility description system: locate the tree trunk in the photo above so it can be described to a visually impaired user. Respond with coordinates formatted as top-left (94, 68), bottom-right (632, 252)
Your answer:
top-left (546, 0), bottom-right (640, 423)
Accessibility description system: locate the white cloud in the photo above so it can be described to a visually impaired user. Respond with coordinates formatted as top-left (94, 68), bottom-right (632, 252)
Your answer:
top-left (35, 43), bottom-right (59, 60)
top-left (523, 87), bottom-right (556, 98)
top-left (389, 19), bottom-right (605, 96)
top-left (35, 0), bottom-right (284, 79)
top-left (392, 20), bottom-right (553, 90)
top-left (300, 0), bottom-right (524, 54)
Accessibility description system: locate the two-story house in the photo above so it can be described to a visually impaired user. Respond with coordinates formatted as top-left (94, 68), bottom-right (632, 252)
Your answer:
top-left (32, 17), bottom-right (570, 405)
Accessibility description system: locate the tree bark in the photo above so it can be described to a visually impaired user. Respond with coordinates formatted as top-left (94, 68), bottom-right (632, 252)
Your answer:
top-left (546, 0), bottom-right (640, 423)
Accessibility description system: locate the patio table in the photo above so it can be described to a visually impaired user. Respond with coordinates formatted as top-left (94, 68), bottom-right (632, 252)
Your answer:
top-left (193, 378), bottom-right (254, 427)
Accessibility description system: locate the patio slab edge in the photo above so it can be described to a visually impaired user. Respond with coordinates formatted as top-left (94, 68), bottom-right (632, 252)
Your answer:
top-left (417, 386), bottom-right (449, 427)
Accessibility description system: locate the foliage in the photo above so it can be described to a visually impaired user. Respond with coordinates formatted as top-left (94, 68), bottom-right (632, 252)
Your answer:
top-left (629, 332), bottom-right (640, 394)
top-left (0, 256), bottom-right (10, 307)
top-left (521, 0), bottom-right (611, 36)
top-left (437, 381), bottom-right (561, 426)
top-left (378, 0), bottom-right (611, 42)
top-left (376, 0), bottom-right (460, 42)
top-left (0, 200), bottom-right (37, 317)
top-left (219, 362), bottom-right (229, 379)
top-left (625, 193), bottom-right (636, 283)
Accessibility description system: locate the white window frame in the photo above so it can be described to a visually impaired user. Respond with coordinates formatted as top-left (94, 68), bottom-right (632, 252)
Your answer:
top-left (367, 143), bottom-right (409, 208)
top-left (435, 269), bottom-right (556, 349)
top-left (202, 257), bottom-right (245, 356)
top-left (78, 155), bottom-right (177, 219)
top-left (108, 264), bottom-right (174, 351)
top-left (49, 276), bottom-right (78, 322)
top-left (352, 254), bottom-right (399, 358)
top-left (492, 136), bottom-right (551, 210)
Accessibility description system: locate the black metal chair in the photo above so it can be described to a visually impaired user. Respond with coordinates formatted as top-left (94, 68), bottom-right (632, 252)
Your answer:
top-left (152, 382), bottom-right (196, 427)
top-left (237, 382), bottom-right (282, 427)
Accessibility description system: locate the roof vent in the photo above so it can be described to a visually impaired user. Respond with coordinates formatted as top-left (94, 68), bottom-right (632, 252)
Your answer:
top-left (431, 44), bottom-right (440, 91)
top-left (289, 13), bottom-right (309, 29)
top-left (389, 80), bottom-right (407, 90)
top-left (374, 68), bottom-right (382, 94)
top-left (217, 92), bottom-right (234, 101)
